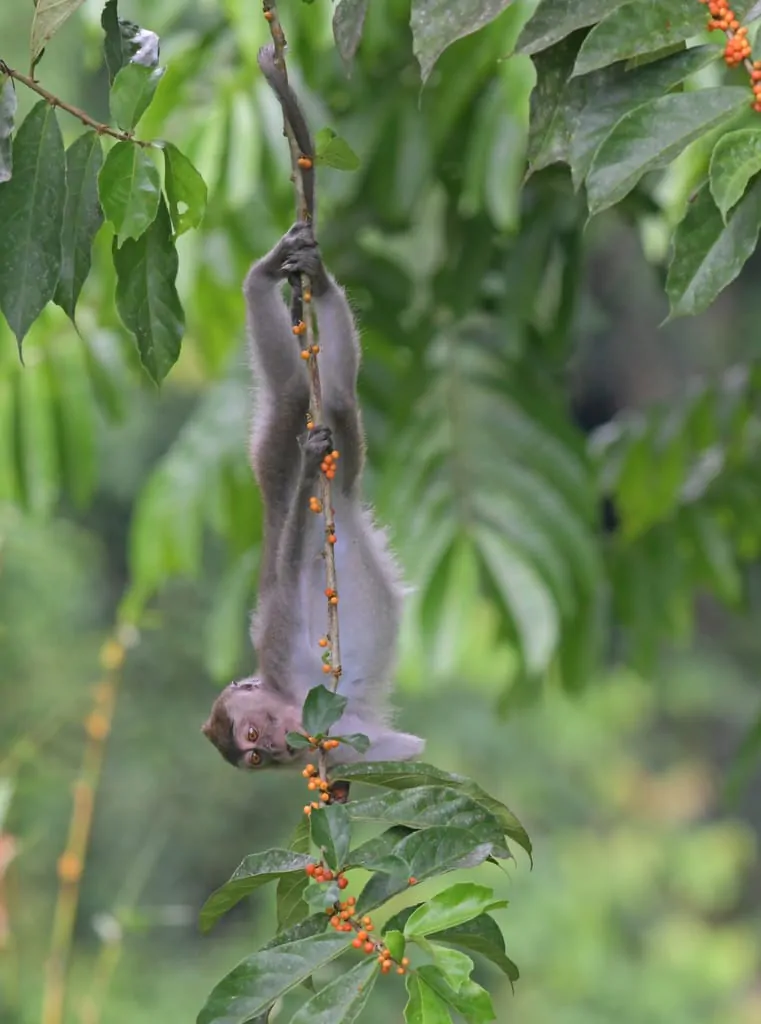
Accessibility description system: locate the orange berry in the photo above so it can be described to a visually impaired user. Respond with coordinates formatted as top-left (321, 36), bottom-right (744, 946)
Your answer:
top-left (303, 805), bottom-right (312, 815)
top-left (263, 9), bottom-right (273, 20)
top-left (304, 291), bottom-right (312, 302)
top-left (318, 637), bottom-right (328, 647)
top-left (322, 664), bottom-right (332, 674)
top-left (357, 930), bottom-right (368, 941)
top-left (322, 869), bottom-right (334, 881)
top-left (311, 344), bottom-right (320, 354)
top-left (85, 710), bottom-right (110, 741)
top-left (364, 941), bottom-right (375, 954)
top-left (300, 350), bottom-right (310, 360)
top-left (381, 962), bottom-right (391, 974)
top-left (408, 877), bottom-right (418, 885)
top-left (325, 588), bottom-right (335, 598)
top-left (297, 156), bottom-right (313, 170)
top-left (305, 863), bottom-right (316, 876)
top-left (331, 450), bottom-right (340, 459)
top-left (362, 916), bottom-right (372, 926)
top-left (57, 852), bottom-right (83, 884)
top-left (329, 595), bottom-right (338, 605)
top-left (311, 801), bottom-right (320, 809)
top-left (328, 534), bottom-right (337, 544)
top-left (337, 875), bottom-right (349, 889)
top-left (321, 792), bottom-right (330, 802)
top-left (347, 896), bottom-right (356, 905)
top-left (401, 957), bottom-right (410, 967)
top-left (352, 937), bottom-right (363, 949)
top-left (397, 967), bottom-right (406, 975)
top-left (365, 923), bottom-right (374, 932)
top-left (292, 321), bottom-right (306, 335)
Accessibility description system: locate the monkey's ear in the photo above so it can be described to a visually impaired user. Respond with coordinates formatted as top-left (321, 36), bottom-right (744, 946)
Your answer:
top-left (201, 718), bottom-right (213, 737)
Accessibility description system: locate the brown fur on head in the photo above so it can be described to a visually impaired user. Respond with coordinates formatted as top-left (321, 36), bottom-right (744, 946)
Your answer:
top-left (202, 678), bottom-right (304, 770)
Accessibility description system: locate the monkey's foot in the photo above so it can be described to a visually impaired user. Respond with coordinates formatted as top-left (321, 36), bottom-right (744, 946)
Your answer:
top-left (279, 221), bottom-right (323, 280)
top-left (304, 424), bottom-right (334, 473)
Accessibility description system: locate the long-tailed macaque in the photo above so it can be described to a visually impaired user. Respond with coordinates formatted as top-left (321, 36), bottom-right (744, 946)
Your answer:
top-left (202, 49), bottom-right (424, 772)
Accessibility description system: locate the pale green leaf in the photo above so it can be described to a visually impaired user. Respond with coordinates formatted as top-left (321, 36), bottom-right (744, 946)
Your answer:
top-left (162, 142), bottom-right (207, 234)
top-left (405, 883), bottom-right (505, 938)
top-left (30, 0), bottom-right (86, 65)
top-left (405, 974), bottom-right (453, 1024)
top-left (98, 142), bottom-right (161, 245)
top-left (410, 0), bottom-right (515, 83)
top-left (110, 62), bottom-right (165, 131)
top-left (199, 849), bottom-right (311, 933)
top-left (710, 128), bottom-right (761, 220)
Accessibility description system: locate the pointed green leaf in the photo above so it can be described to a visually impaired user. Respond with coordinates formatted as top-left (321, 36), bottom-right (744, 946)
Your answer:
top-left (390, 910), bottom-right (519, 983)
top-left (277, 817), bottom-right (312, 930)
top-left (710, 128), bottom-right (761, 220)
top-left (286, 732), bottom-right (313, 750)
top-left (526, 30), bottom-right (586, 172)
top-left (573, 0), bottom-right (706, 78)
top-left (666, 180), bottom-right (761, 318)
top-left (586, 88), bottom-right (750, 215)
top-left (289, 958), bottom-right (378, 1024)
top-left (162, 142), bottom-right (207, 235)
top-left (347, 786), bottom-right (505, 844)
top-left (334, 733), bottom-right (370, 753)
top-left (332, 0), bottom-right (370, 70)
top-left (196, 933), bottom-right (351, 1024)
top-left (385, 929), bottom-right (406, 961)
top-left (0, 76), bottom-right (16, 183)
top-left (405, 883), bottom-right (506, 938)
top-left (30, 0), bottom-right (86, 65)
top-left (517, 0), bottom-right (627, 56)
top-left (429, 946), bottom-right (474, 991)
top-left (405, 974), bottom-right (453, 1024)
top-left (315, 128), bottom-right (361, 171)
top-left (110, 62), bottom-right (165, 131)
top-left (199, 849), bottom-right (311, 933)
top-left (310, 802), bottom-right (351, 873)
top-left (417, 967), bottom-right (495, 1024)
top-left (113, 197), bottom-right (184, 383)
top-left (0, 101), bottom-right (65, 345)
top-left (99, 142), bottom-right (161, 244)
top-left (410, 0), bottom-right (514, 83)
top-left (54, 131), bottom-right (104, 321)
top-left (302, 685), bottom-right (348, 737)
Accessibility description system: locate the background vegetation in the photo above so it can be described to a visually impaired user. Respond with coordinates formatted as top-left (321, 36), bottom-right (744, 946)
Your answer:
top-left (1, 1), bottom-right (760, 1022)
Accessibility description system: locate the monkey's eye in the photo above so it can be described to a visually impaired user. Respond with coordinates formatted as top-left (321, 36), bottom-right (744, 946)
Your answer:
top-left (248, 751), bottom-right (262, 767)
top-left (247, 726), bottom-right (259, 742)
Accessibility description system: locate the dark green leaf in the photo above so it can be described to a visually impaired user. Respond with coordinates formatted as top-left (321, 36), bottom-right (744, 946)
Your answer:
top-left (0, 76), bottom-right (16, 183)
top-left (666, 181), bottom-right (761, 318)
top-left (31, 0), bottom-right (87, 65)
top-left (310, 802), bottom-right (351, 872)
top-left (404, 974), bottom-right (452, 1024)
top-left (199, 849), bottom-right (311, 933)
top-left (709, 128), bottom-right (761, 220)
top-left (526, 31), bottom-right (587, 172)
top-left (404, 883), bottom-right (506, 938)
top-left (332, 0), bottom-right (370, 70)
top-left (110, 63), bottom-right (165, 131)
top-left (334, 733), bottom-right (370, 753)
top-left (288, 957), bottom-right (378, 1024)
top-left (573, 0), bottom-right (706, 78)
top-left (517, 0), bottom-right (627, 55)
top-left (113, 197), bottom-right (184, 383)
top-left (586, 88), bottom-right (749, 215)
top-left (98, 142), bottom-right (161, 244)
top-left (54, 131), bottom-right (104, 321)
top-left (725, 705), bottom-right (761, 803)
top-left (162, 142), bottom-right (207, 234)
top-left (347, 785), bottom-right (505, 841)
top-left (17, 362), bottom-right (59, 515)
top-left (315, 128), bottom-right (361, 171)
top-left (417, 967), bottom-right (496, 1024)
top-left (410, 0), bottom-right (514, 83)
top-left (302, 685), bottom-right (348, 737)
top-left (286, 731), bottom-right (313, 750)
top-left (101, 0), bottom-right (160, 83)
top-left (277, 816), bottom-right (312, 930)
top-left (0, 101), bottom-right (65, 346)
top-left (196, 933), bottom-right (351, 1024)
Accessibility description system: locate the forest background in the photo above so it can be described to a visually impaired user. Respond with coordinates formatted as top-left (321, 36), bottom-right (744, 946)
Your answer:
top-left (1, 1), bottom-right (761, 1022)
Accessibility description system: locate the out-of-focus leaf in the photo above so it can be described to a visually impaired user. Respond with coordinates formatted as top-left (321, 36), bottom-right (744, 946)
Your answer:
top-left (17, 362), bottom-right (59, 516)
top-left (410, 0), bottom-right (515, 83)
top-left (277, 817), bottom-right (312, 930)
top-left (526, 30), bottom-right (586, 172)
top-left (517, 0), bottom-right (627, 55)
top-left (48, 338), bottom-right (96, 507)
top-left (196, 934), bottom-right (351, 1024)
top-left (0, 102), bottom-right (65, 346)
top-left (404, 883), bottom-right (506, 938)
top-left (315, 128), bottom-right (361, 171)
top-left (199, 849), bottom-right (311, 933)
top-left (288, 957), bottom-right (378, 1024)
top-left (310, 802), bottom-right (351, 873)
top-left (573, 0), bottom-right (706, 77)
top-left (725, 705), bottom-right (761, 802)
top-left (162, 142), bottom-right (207, 235)
top-left (112, 197), bottom-right (184, 383)
top-left (0, 376), bottom-right (19, 502)
top-left (302, 685), bottom-right (348, 737)
top-left (98, 142), bottom-right (161, 244)
top-left (0, 76), bottom-right (16, 183)
top-left (30, 0), bottom-right (86, 65)
top-left (54, 131), bottom-right (104, 321)
top-left (404, 974), bottom-right (452, 1024)
top-left (110, 62), bottom-right (165, 131)
top-left (332, 0), bottom-right (370, 70)
top-left (204, 549), bottom-right (256, 681)
top-left (666, 181), bottom-right (761, 319)
top-left (709, 128), bottom-right (761, 221)
top-left (586, 88), bottom-right (749, 215)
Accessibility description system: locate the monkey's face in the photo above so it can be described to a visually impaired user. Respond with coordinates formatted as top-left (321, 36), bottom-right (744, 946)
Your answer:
top-left (201, 678), bottom-right (303, 770)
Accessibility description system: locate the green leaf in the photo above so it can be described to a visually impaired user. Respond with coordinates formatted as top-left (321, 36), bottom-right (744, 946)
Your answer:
top-left (113, 196), bottom-right (184, 383)
top-left (0, 75), bottom-right (16, 183)
top-left (573, 0), bottom-right (706, 78)
top-left (17, 361), bottom-right (59, 515)
top-left (0, 377), bottom-right (20, 503)
top-left (410, 0), bottom-right (514, 83)
top-left (199, 849), bottom-right (311, 933)
top-left (429, 946), bottom-right (474, 991)
top-left (526, 30), bottom-right (586, 172)
top-left (385, 929), bottom-right (406, 961)
top-left (110, 63), bottom-right (165, 131)
top-left (48, 337), bottom-right (96, 507)
top-left (302, 685), bottom-right (348, 737)
top-left (570, 45), bottom-right (719, 189)
top-left (315, 128), bottom-right (361, 171)
top-left (204, 549), bottom-right (257, 682)
top-left (310, 802), bottom-right (351, 872)
top-left (405, 974), bottom-right (453, 1024)
top-left (404, 883), bottom-right (506, 938)
top-left (277, 817), bottom-right (312, 930)
top-left (586, 88), bottom-right (750, 215)
top-left (332, 0), bottom-right (370, 70)
top-left (0, 101), bottom-right (65, 346)
top-left (288, 957), bottom-right (378, 1024)
top-left (30, 0), bottom-right (86, 65)
top-left (346, 786), bottom-right (506, 846)
top-left (101, 0), bottom-right (159, 83)
top-left (286, 732), bottom-right (313, 750)
top-left (196, 933), bottom-right (351, 1024)
top-left (98, 142), bottom-right (161, 244)
top-left (334, 733), bottom-right (370, 753)
top-left (333, 762), bottom-right (531, 860)
top-left (517, 0), bottom-right (628, 56)
top-left (162, 142), bottom-right (207, 234)
top-left (54, 131), bottom-right (104, 321)
top-left (390, 911), bottom-right (520, 983)
top-left (710, 128), bottom-right (761, 221)
top-left (417, 967), bottom-right (496, 1024)
top-left (666, 180), bottom-right (761, 318)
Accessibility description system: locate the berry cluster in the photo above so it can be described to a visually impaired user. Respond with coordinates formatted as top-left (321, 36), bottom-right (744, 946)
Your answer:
top-left (321, 449), bottom-right (339, 481)
top-left (325, 586), bottom-right (339, 606)
top-left (304, 860), bottom-right (349, 889)
top-left (700, 1), bottom-right (761, 109)
top-left (325, 900), bottom-right (410, 975)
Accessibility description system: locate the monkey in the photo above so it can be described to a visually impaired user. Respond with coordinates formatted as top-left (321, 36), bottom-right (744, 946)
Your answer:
top-left (201, 49), bottom-right (424, 773)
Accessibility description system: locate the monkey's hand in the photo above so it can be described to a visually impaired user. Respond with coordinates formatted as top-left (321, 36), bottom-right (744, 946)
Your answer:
top-left (277, 222), bottom-right (330, 294)
top-left (302, 424), bottom-right (334, 477)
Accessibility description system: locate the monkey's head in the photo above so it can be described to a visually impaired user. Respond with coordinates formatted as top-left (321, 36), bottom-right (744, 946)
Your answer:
top-left (201, 678), bottom-right (303, 770)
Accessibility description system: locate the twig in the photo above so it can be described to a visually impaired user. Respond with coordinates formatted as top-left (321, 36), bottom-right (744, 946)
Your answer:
top-left (0, 61), bottom-right (149, 146)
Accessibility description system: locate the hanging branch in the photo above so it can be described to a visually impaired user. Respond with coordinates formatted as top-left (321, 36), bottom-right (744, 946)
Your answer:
top-left (260, 3), bottom-right (343, 708)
